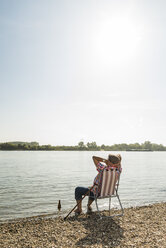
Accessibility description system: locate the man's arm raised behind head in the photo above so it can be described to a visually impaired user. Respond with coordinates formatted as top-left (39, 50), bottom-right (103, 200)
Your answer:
top-left (92, 156), bottom-right (107, 167)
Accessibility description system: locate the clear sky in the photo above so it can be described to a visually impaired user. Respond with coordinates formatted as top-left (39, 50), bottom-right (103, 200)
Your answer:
top-left (0, 0), bottom-right (166, 146)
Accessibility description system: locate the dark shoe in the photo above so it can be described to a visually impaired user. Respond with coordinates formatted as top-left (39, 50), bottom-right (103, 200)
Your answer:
top-left (87, 205), bottom-right (93, 214)
top-left (74, 209), bottom-right (82, 215)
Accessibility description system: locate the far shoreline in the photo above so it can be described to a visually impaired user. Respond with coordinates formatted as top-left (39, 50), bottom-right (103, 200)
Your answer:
top-left (0, 150), bottom-right (166, 153)
top-left (1, 141), bottom-right (166, 151)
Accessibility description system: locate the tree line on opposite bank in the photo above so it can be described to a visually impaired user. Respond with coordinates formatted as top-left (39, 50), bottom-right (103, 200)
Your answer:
top-left (0, 141), bottom-right (166, 151)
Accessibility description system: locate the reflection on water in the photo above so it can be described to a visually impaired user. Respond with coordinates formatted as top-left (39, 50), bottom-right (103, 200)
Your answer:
top-left (0, 151), bottom-right (166, 221)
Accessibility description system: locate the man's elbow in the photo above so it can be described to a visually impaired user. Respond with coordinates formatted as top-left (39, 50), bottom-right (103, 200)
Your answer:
top-left (92, 156), bottom-right (96, 162)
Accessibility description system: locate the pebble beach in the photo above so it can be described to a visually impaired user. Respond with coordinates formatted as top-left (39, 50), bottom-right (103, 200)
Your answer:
top-left (0, 202), bottom-right (165, 248)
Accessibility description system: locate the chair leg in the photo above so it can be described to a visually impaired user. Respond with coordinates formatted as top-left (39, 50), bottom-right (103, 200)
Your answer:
top-left (109, 197), bottom-right (111, 216)
top-left (95, 198), bottom-right (102, 218)
top-left (107, 195), bottom-right (124, 217)
top-left (95, 195), bottom-right (124, 218)
top-left (116, 194), bottom-right (124, 216)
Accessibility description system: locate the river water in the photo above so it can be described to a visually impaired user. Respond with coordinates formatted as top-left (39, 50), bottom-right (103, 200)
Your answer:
top-left (0, 151), bottom-right (165, 221)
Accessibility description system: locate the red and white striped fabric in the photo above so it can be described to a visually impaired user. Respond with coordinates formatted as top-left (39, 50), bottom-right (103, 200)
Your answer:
top-left (99, 168), bottom-right (120, 198)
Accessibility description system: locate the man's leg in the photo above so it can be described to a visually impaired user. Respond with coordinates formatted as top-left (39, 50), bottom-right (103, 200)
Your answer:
top-left (87, 191), bottom-right (94, 213)
top-left (75, 187), bottom-right (90, 213)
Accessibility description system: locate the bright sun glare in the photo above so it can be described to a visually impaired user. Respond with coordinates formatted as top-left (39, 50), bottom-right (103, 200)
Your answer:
top-left (95, 15), bottom-right (142, 65)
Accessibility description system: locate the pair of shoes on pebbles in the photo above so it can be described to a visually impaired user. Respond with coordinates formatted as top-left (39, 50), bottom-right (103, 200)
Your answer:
top-left (74, 207), bottom-right (93, 215)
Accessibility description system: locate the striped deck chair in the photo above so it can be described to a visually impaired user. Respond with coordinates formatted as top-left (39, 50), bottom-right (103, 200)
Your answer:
top-left (94, 167), bottom-right (124, 218)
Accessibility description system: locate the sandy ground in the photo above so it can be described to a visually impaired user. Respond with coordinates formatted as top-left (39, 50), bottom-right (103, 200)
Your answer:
top-left (0, 202), bottom-right (166, 248)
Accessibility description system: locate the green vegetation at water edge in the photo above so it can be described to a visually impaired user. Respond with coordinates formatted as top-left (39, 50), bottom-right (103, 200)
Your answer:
top-left (0, 141), bottom-right (166, 151)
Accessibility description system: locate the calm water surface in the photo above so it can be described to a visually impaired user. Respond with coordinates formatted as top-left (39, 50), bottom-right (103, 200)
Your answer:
top-left (0, 151), bottom-right (166, 221)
